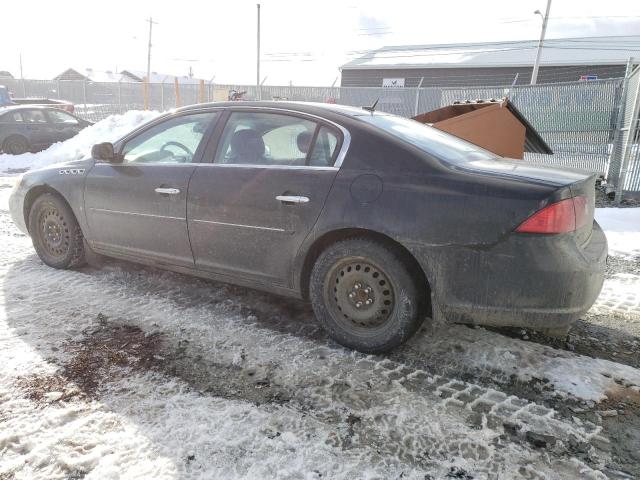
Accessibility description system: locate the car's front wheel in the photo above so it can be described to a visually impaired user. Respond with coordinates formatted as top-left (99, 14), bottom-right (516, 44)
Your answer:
top-left (28, 193), bottom-right (85, 269)
top-left (310, 238), bottom-right (423, 353)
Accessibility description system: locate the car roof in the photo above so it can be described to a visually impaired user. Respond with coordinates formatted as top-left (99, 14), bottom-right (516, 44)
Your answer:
top-left (0, 104), bottom-right (61, 111)
top-left (177, 101), bottom-right (392, 119)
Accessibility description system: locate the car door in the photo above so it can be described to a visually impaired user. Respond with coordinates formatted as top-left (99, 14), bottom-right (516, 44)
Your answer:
top-left (187, 109), bottom-right (345, 286)
top-left (84, 110), bottom-right (219, 266)
top-left (20, 109), bottom-right (51, 148)
top-left (45, 109), bottom-right (84, 141)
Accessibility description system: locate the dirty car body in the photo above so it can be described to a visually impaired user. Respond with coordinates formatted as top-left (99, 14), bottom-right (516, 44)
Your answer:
top-left (10, 101), bottom-right (607, 351)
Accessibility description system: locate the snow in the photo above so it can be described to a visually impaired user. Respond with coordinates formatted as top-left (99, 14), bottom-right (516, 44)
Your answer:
top-left (595, 208), bottom-right (640, 257)
top-left (0, 110), bottom-right (160, 173)
top-left (407, 322), bottom-right (640, 402)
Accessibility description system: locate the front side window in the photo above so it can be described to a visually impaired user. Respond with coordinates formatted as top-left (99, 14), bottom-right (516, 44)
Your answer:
top-left (214, 112), bottom-right (339, 167)
top-left (22, 110), bottom-right (47, 123)
top-left (47, 110), bottom-right (79, 125)
top-left (0, 112), bottom-right (23, 123)
top-left (121, 112), bottom-right (217, 164)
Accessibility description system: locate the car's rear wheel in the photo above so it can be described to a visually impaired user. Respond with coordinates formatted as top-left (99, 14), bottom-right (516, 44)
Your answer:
top-left (310, 238), bottom-right (423, 353)
top-left (3, 135), bottom-right (29, 155)
top-left (28, 193), bottom-right (85, 269)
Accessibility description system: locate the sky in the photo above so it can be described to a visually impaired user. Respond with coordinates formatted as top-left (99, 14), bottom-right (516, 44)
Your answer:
top-left (3, 0), bottom-right (640, 86)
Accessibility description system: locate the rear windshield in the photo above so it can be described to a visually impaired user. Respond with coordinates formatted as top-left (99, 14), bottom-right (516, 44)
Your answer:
top-left (360, 114), bottom-right (498, 164)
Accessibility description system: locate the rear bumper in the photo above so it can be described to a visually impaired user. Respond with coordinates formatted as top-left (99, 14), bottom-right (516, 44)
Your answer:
top-left (412, 221), bottom-right (607, 330)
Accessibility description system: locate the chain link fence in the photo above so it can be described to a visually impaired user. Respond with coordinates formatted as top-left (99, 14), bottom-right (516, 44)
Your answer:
top-left (1, 75), bottom-right (639, 196)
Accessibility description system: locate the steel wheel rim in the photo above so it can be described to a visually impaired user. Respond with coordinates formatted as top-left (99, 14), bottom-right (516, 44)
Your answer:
top-left (39, 207), bottom-right (70, 258)
top-left (326, 258), bottom-right (396, 333)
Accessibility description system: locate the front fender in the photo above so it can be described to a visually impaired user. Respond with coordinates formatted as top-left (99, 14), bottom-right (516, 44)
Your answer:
top-left (12, 159), bottom-right (94, 236)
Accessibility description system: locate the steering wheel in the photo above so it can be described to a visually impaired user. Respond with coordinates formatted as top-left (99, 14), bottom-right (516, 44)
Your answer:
top-left (160, 141), bottom-right (193, 157)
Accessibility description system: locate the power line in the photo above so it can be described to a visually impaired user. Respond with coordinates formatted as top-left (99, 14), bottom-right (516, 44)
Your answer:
top-left (261, 36), bottom-right (640, 61)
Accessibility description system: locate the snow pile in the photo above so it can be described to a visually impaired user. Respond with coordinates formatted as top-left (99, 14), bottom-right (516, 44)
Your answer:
top-left (595, 208), bottom-right (640, 257)
top-left (0, 110), bottom-right (160, 173)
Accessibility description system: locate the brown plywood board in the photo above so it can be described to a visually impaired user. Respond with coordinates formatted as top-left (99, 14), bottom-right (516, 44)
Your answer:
top-left (430, 103), bottom-right (527, 159)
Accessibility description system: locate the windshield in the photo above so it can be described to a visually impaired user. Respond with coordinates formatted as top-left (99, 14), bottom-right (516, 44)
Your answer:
top-left (360, 114), bottom-right (499, 164)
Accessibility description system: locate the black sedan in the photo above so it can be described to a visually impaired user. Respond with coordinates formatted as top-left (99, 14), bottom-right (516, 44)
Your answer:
top-left (0, 106), bottom-right (92, 155)
top-left (9, 102), bottom-right (607, 352)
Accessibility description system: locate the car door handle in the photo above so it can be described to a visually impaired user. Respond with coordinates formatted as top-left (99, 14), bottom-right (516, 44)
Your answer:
top-left (155, 187), bottom-right (181, 195)
top-left (276, 195), bottom-right (309, 204)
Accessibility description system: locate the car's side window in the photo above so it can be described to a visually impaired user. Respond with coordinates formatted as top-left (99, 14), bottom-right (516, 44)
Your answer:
top-left (0, 112), bottom-right (23, 123)
top-left (121, 112), bottom-right (217, 164)
top-left (308, 126), bottom-right (339, 167)
top-left (22, 110), bottom-right (47, 123)
top-left (47, 110), bottom-right (79, 125)
top-left (215, 112), bottom-right (337, 167)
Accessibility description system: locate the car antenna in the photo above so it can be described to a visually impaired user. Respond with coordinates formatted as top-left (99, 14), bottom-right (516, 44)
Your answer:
top-left (362, 98), bottom-right (379, 114)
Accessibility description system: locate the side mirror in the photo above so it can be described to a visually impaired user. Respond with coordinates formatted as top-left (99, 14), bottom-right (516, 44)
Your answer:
top-left (91, 142), bottom-right (120, 162)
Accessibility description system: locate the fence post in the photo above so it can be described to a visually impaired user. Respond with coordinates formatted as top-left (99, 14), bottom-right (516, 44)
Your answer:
top-left (174, 77), bottom-right (181, 107)
top-left (199, 79), bottom-right (205, 104)
top-left (143, 78), bottom-right (149, 110)
top-left (161, 79), bottom-right (165, 111)
top-left (414, 77), bottom-right (424, 117)
top-left (615, 63), bottom-right (640, 203)
top-left (83, 80), bottom-right (87, 112)
top-left (609, 58), bottom-right (635, 195)
top-left (117, 80), bottom-right (122, 114)
top-left (57, 80), bottom-right (61, 99)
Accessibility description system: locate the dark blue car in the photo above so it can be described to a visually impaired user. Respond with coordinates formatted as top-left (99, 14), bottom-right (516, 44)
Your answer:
top-left (9, 102), bottom-right (607, 352)
top-left (0, 105), bottom-right (92, 155)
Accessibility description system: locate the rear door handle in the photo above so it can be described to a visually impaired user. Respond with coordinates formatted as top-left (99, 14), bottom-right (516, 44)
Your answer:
top-left (155, 187), bottom-right (181, 195)
top-left (276, 195), bottom-right (309, 204)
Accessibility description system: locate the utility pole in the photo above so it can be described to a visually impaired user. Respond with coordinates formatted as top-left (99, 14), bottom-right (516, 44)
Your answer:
top-left (144, 17), bottom-right (158, 110)
top-left (256, 4), bottom-right (261, 101)
top-left (19, 53), bottom-right (26, 96)
top-left (146, 17), bottom-right (158, 83)
top-left (530, 0), bottom-right (552, 85)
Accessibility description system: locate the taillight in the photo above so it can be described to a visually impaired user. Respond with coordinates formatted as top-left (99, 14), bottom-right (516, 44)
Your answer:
top-left (515, 195), bottom-right (588, 234)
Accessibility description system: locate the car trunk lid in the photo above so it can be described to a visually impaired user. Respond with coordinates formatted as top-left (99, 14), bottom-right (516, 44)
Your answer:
top-left (460, 157), bottom-right (596, 188)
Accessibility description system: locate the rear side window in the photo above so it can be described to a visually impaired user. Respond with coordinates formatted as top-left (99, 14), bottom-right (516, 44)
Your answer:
top-left (214, 112), bottom-right (340, 167)
top-left (47, 109), bottom-right (79, 125)
top-left (309, 126), bottom-right (338, 167)
top-left (0, 112), bottom-right (23, 123)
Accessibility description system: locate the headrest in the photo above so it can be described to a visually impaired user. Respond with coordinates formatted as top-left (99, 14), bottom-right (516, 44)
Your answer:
top-left (230, 129), bottom-right (265, 160)
top-left (296, 131), bottom-right (313, 154)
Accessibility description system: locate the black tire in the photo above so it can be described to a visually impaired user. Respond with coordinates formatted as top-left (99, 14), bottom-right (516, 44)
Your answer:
top-left (3, 135), bottom-right (29, 155)
top-left (310, 238), bottom-right (423, 353)
top-left (28, 193), bottom-right (85, 269)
